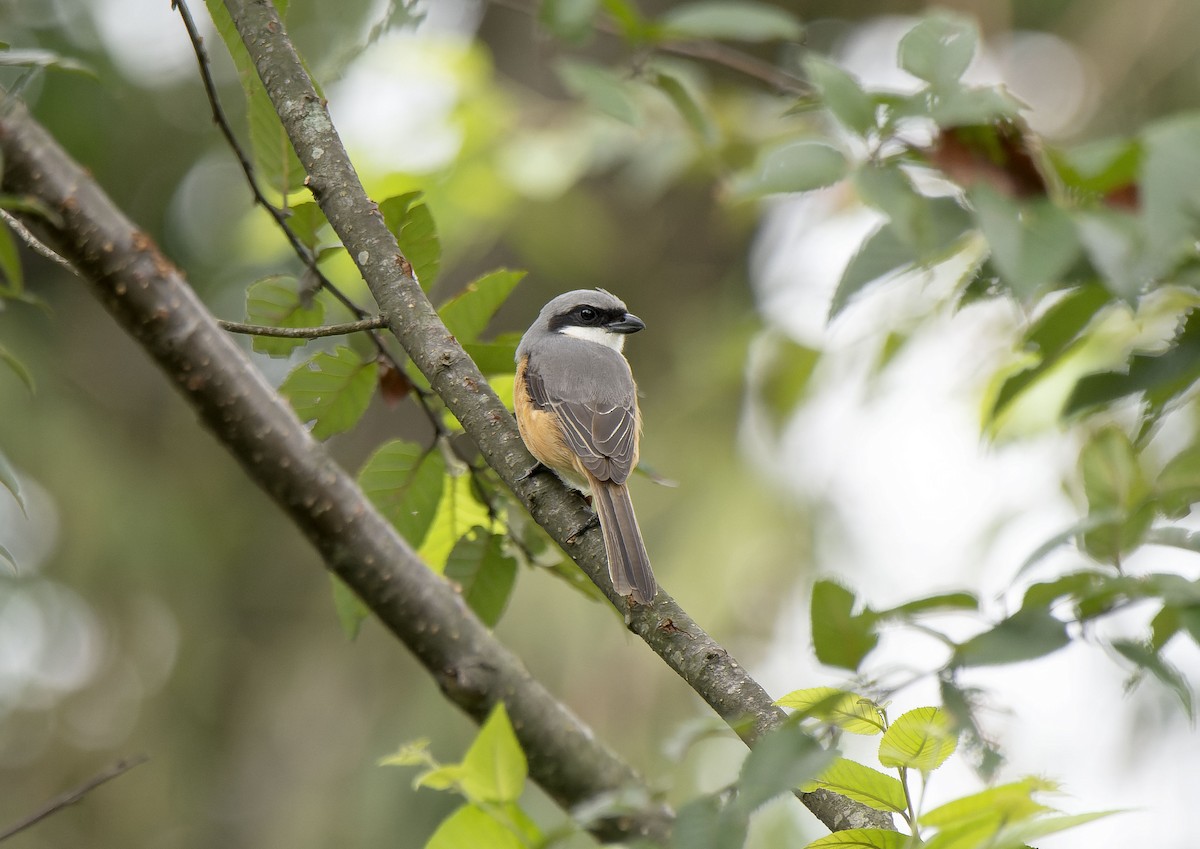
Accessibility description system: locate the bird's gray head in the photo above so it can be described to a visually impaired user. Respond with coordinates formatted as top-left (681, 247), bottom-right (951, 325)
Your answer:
top-left (519, 289), bottom-right (645, 356)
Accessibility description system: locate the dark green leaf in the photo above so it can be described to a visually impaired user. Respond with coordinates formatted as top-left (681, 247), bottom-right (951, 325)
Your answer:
top-left (952, 607), bottom-right (1070, 667)
top-left (673, 794), bottom-right (744, 849)
top-left (811, 579), bottom-right (879, 671)
top-left (1016, 512), bottom-right (1122, 578)
top-left (898, 13), bottom-right (979, 89)
top-left (829, 224), bottom-right (916, 318)
top-left (938, 676), bottom-right (1003, 779)
top-left (444, 529), bottom-right (518, 628)
top-left (556, 60), bottom-right (640, 125)
top-left (379, 192), bottom-right (442, 290)
top-left (357, 440), bottom-right (445, 547)
top-left (439, 270), bottom-right (525, 343)
top-left (1112, 638), bottom-right (1194, 717)
top-left (1020, 570), bottom-right (1109, 611)
top-left (330, 574), bottom-right (370, 640)
top-left (280, 347), bottom-right (378, 439)
top-left (1049, 136), bottom-right (1141, 197)
top-left (286, 202), bottom-right (331, 251)
top-left (660, 1), bottom-right (802, 42)
top-left (463, 337), bottom-right (521, 375)
top-left (244, 277), bottom-right (326, 357)
top-left (877, 592), bottom-right (979, 619)
top-left (0, 222), bottom-right (22, 295)
top-left (803, 54), bottom-right (875, 137)
top-left (969, 185), bottom-right (1081, 299)
top-left (737, 720), bottom-right (834, 811)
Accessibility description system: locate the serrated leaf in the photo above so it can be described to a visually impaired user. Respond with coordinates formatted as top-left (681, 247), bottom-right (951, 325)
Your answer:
top-left (802, 758), bottom-right (906, 812)
top-left (245, 277), bottom-right (326, 357)
top-left (921, 777), bottom-right (1055, 830)
top-left (952, 607), bottom-right (1070, 667)
top-left (878, 707), bottom-right (957, 772)
top-left (898, 12), bottom-right (978, 88)
top-left (358, 440), bottom-right (445, 548)
top-left (280, 346), bottom-right (377, 439)
top-left (744, 140), bottom-right (847, 196)
top-left (460, 703), bottom-right (527, 804)
top-left (0, 222), bottom-right (22, 295)
top-left (803, 54), bottom-right (875, 137)
top-left (439, 270), bottom-right (525, 344)
top-left (830, 224), bottom-right (916, 318)
top-left (329, 573), bottom-right (370, 640)
top-left (802, 828), bottom-right (909, 849)
top-left (556, 59), bottom-right (640, 125)
top-left (737, 721), bottom-right (834, 811)
top-left (774, 687), bottom-right (885, 735)
top-left (0, 342), bottom-right (35, 394)
top-left (379, 192), bottom-right (442, 290)
top-left (811, 579), bottom-right (879, 671)
top-left (378, 737), bottom-right (433, 768)
top-left (660, 1), bottom-right (802, 42)
top-left (418, 472), bottom-right (494, 572)
top-left (444, 529), bottom-right (518, 628)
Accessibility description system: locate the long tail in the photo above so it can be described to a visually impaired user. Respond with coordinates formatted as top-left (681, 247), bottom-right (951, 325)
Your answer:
top-left (587, 475), bottom-right (657, 604)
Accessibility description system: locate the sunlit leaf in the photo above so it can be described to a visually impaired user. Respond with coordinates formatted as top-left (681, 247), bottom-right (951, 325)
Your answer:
top-left (378, 737), bottom-right (433, 768)
top-left (439, 269), bottom-right (525, 343)
top-left (989, 811), bottom-right (1119, 849)
top-left (877, 707), bottom-right (957, 772)
top-left (660, 1), bottom-right (802, 42)
top-left (418, 472), bottom-right (494, 572)
top-left (460, 702), bottom-right (527, 804)
top-left (444, 528), bottom-right (518, 628)
top-left (357, 439), bottom-right (445, 548)
top-left (811, 579), bottom-right (879, 671)
top-left (774, 687), bottom-right (885, 735)
top-left (245, 276), bottom-right (326, 357)
top-left (802, 757), bottom-right (906, 812)
top-left (802, 828), bottom-right (909, 849)
top-left (280, 346), bottom-right (378, 439)
top-left (921, 777), bottom-right (1055, 829)
top-left (426, 804), bottom-right (524, 849)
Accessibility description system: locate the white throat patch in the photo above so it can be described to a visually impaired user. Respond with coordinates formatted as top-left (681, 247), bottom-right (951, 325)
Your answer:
top-left (559, 325), bottom-right (626, 352)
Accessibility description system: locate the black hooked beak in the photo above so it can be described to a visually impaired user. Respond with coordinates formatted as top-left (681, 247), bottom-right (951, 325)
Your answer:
top-left (606, 312), bottom-right (645, 334)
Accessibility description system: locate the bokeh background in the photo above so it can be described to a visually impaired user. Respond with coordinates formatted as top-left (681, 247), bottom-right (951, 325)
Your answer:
top-left (2, 0), bottom-right (1200, 846)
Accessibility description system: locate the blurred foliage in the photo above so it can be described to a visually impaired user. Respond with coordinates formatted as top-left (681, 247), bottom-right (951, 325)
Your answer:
top-left (3, 0), bottom-right (1200, 847)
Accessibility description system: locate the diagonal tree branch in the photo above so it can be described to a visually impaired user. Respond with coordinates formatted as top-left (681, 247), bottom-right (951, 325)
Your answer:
top-left (220, 0), bottom-right (891, 834)
top-left (0, 95), bottom-right (669, 845)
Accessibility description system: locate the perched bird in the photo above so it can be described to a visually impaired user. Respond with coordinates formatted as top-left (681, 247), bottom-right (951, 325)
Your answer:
top-left (514, 289), bottom-right (657, 604)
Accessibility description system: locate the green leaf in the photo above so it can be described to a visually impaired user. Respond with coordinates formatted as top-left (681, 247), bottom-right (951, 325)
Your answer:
top-left (280, 346), bottom-right (378, 439)
top-left (829, 224), bottom-right (916, 318)
top-left (329, 574), bottom-right (370, 640)
top-left (539, 0), bottom-right (601, 42)
top-left (921, 777), bottom-right (1055, 830)
top-left (969, 186), bottom-right (1081, 299)
top-left (855, 166), bottom-right (973, 256)
top-left (379, 192), bottom-right (442, 290)
top-left (803, 54), bottom-right (875, 137)
top-left (774, 687), bottom-right (885, 735)
top-left (286, 201), bottom-right (331, 251)
top-left (756, 335), bottom-right (820, 431)
top-left (989, 811), bottom-right (1119, 849)
top-left (802, 757), bottom-right (906, 813)
top-left (378, 736), bottom-right (433, 768)
top-left (746, 140), bottom-right (847, 196)
top-left (877, 707), bottom-right (957, 772)
top-left (660, 1), bottom-right (802, 42)
top-left (426, 804), bottom-right (524, 849)
top-left (0, 221), bottom-right (22, 295)
top-left (876, 592), bottom-right (979, 619)
top-left (802, 828), bottom-right (910, 849)
top-left (0, 342), bottom-right (35, 394)
top-left (673, 793), bottom-right (746, 849)
top-left (898, 12), bottom-right (979, 89)
top-left (245, 277), bottom-right (326, 357)
top-left (653, 69), bottom-right (717, 145)
top-left (1140, 113), bottom-right (1200, 276)
top-left (1112, 638), bottom-right (1194, 716)
top-left (811, 579), bottom-right (879, 671)
top-left (439, 270), bottom-right (525, 344)
top-left (418, 471), bottom-right (495, 571)
top-left (0, 447), bottom-right (25, 515)
top-left (444, 529), bottom-right (518, 628)
top-left (1049, 136), bottom-right (1141, 197)
top-left (460, 703), bottom-right (527, 804)
top-left (952, 606), bottom-right (1070, 667)
top-left (737, 720), bottom-right (835, 811)
top-left (357, 440), bottom-right (446, 548)
top-left (556, 59), bottom-right (640, 125)
top-left (463, 337), bottom-right (521, 375)
top-left (1154, 441), bottom-right (1200, 518)
top-left (1078, 425), bottom-right (1153, 561)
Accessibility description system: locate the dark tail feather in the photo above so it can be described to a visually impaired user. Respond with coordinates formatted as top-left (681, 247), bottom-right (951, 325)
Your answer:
top-left (589, 477), bottom-right (657, 604)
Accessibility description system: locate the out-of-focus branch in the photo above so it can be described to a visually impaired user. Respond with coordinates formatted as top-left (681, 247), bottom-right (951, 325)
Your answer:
top-left (220, 0), bottom-right (890, 833)
top-left (0, 96), bottom-right (670, 845)
top-left (217, 315), bottom-right (386, 337)
top-left (0, 755), bottom-right (148, 842)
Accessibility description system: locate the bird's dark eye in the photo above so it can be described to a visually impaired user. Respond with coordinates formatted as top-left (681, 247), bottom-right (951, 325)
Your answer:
top-left (578, 307), bottom-right (599, 323)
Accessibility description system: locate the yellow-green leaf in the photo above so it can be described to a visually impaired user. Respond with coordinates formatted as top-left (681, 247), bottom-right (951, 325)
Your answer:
top-left (460, 703), bottom-right (527, 804)
top-left (775, 687), bottom-right (885, 735)
top-left (802, 757), bottom-right (906, 812)
top-left (878, 707), bottom-right (957, 772)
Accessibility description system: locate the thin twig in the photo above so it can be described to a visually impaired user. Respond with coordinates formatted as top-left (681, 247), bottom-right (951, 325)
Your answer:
top-left (0, 209), bottom-right (79, 275)
top-left (0, 755), bottom-right (148, 842)
top-left (218, 315), bottom-right (387, 337)
top-left (486, 0), bottom-right (810, 94)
